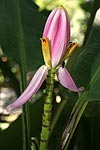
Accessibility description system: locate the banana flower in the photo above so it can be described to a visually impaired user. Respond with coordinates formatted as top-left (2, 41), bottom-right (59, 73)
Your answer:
top-left (7, 6), bottom-right (80, 111)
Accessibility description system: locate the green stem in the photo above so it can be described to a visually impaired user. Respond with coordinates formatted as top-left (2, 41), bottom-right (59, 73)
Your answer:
top-left (51, 100), bottom-right (67, 133)
top-left (39, 68), bottom-right (56, 150)
top-left (13, 0), bottom-right (31, 150)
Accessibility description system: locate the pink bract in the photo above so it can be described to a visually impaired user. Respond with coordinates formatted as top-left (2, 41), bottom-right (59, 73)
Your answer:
top-left (7, 65), bottom-right (48, 111)
top-left (43, 7), bottom-right (70, 67)
top-left (57, 67), bottom-right (79, 92)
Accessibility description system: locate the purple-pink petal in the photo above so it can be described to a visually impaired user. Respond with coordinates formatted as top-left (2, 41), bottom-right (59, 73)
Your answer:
top-left (57, 67), bottom-right (79, 92)
top-left (52, 8), bottom-right (70, 67)
top-left (43, 7), bottom-right (70, 67)
top-left (7, 65), bottom-right (48, 111)
top-left (43, 8), bottom-right (58, 37)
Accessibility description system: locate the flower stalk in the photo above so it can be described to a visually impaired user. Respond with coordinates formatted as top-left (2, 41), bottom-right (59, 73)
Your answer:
top-left (39, 68), bottom-right (56, 150)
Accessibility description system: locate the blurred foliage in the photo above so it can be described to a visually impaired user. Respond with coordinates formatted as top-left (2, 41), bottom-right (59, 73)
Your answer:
top-left (0, 0), bottom-right (100, 150)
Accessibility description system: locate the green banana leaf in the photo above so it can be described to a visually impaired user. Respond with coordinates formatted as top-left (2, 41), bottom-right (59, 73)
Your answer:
top-left (0, 0), bottom-right (46, 71)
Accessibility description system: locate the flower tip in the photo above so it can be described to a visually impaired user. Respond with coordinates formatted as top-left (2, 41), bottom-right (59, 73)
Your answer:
top-left (6, 105), bottom-right (13, 112)
top-left (59, 5), bottom-right (65, 10)
top-left (5, 106), bottom-right (12, 114)
top-left (74, 42), bottom-right (79, 47)
top-left (40, 38), bottom-right (48, 43)
top-left (79, 86), bottom-right (85, 92)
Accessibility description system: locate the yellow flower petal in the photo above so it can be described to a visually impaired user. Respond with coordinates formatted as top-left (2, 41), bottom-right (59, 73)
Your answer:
top-left (40, 38), bottom-right (51, 67)
top-left (63, 42), bottom-right (78, 61)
